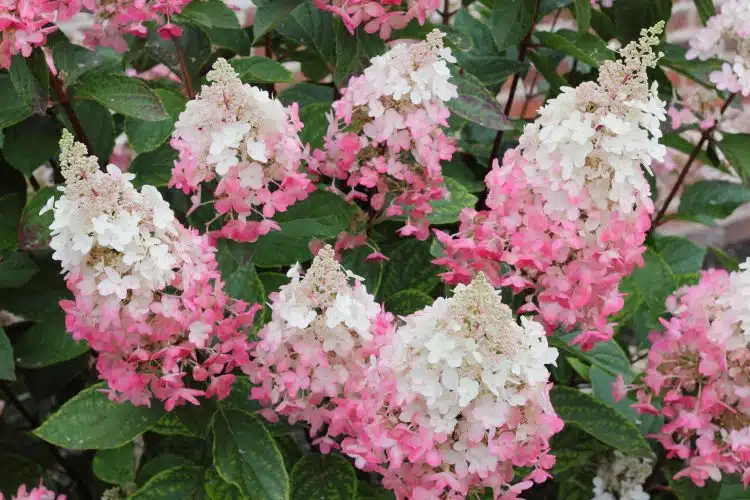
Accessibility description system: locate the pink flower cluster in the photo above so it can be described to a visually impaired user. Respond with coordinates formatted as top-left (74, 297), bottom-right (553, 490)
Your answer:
top-left (248, 247), bottom-right (562, 498)
top-left (0, 482), bottom-right (64, 500)
top-left (0, 0), bottom-right (72, 67)
top-left (308, 30), bottom-right (457, 241)
top-left (687, 0), bottom-right (750, 96)
top-left (0, 0), bottom-right (193, 67)
top-left (314, 0), bottom-right (440, 39)
top-left (434, 24), bottom-right (668, 350)
top-left (634, 266), bottom-right (750, 487)
top-left (170, 58), bottom-right (313, 243)
top-left (43, 131), bottom-right (258, 410)
top-left (0, 481), bottom-right (67, 500)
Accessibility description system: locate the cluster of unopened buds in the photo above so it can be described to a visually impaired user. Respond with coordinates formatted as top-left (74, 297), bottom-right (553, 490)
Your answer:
top-left (434, 23), bottom-right (667, 350)
top-left (309, 29), bottom-right (457, 241)
top-left (632, 262), bottom-right (750, 487)
top-left (248, 246), bottom-right (562, 498)
top-left (170, 58), bottom-right (313, 243)
top-left (687, 0), bottom-right (750, 97)
top-left (313, 0), bottom-right (440, 39)
top-left (43, 130), bottom-right (259, 410)
top-left (0, 481), bottom-right (64, 500)
top-left (592, 451), bottom-right (652, 500)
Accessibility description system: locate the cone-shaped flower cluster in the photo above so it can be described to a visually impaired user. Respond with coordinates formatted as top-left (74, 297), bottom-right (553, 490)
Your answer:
top-left (434, 23), bottom-right (667, 350)
top-left (246, 245), bottom-right (392, 447)
top-left (687, 0), bottom-right (750, 97)
top-left (170, 58), bottom-right (313, 243)
top-left (308, 29), bottom-right (457, 241)
top-left (344, 274), bottom-right (561, 498)
top-left (249, 256), bottom-right (562, 498)
top-left (634, 264), bottom-right (750, 487)
top-left (314, 0), bottom-right (440, 39)
top-left (43, 131), bottom-right (259, 409)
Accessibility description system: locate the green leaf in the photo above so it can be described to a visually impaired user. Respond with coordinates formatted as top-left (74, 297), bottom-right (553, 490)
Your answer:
top-left (0, 328), bottom-right (15, 381)
top-left (0, 251), bottom-right (39, 288)
top-left (13, 313), bottom-right (89, 368)
top-left (550, 386), bottom-right (653, 457)
top-left (52, 41), bottom-right (121, 86)
top-left (334, 22), bottom-right (386, 88)
top-left (573, 0), bottom-right (592, 33)
top-left (378, 238), bottom-right (441, 300)
top-left (137, 455), bottom-right (195, 485)
top-left (298, 102), bottom-right (330, 150)
top-left (612, 0), bottom-right (672, 42)
top-left (694, 0), bottom-right (716, 25)
top-left (590, 8), bottom-right (616, 40)
top-left (651, 234), bottom-right (706, 276)
top-left (251, 191), bottom-right (358, 267)
top-left (488, 0), bottom-right (537, 51)
top-left (254, 0), bottom-right (307, 42)
top-left (278, 83), bottom-right (334, 108)
top-left (205, 467), bottom-right (243, 499)
top-left (291, 454), bottom-right (357, 500)
top-left (205, 26), bottom-right (251, 55)
top-left (550, 335), bottom-right (634, 382)
top-left (0, 192), bottom-right (23, 251)
top-left (719, 133), bottom-right (750, 183)
top-left (527, 51), bottom-right (567, 97)
top-left (278, 2), bottom-right (336, 70)
top-left (384, 289), bottom-right (433, 316)
top-left (341, 241), bottom-right (385, 297)
top-left (212, 408), bottom-right (289, 500)
top-left (661, 132), bottom-right (716, 170)
top-left (709, 245), bottom-right (740, 272)
top-left (34, 383), bottom-right (165, 449)
top-left (129, 142), bottom-right (178, 188)
top-left (9, 54), bottom-right (47, 115)
top-left (93, 442), bottom-right (134, 485)
top-left (76, 73), bottom-right (169, 121)
top-left (678, 180), bottom-right (750, 223)
top-left (660, 44), bottom-right (722, 88)
top-left (216, 240), bottom-right (265, 307)
top-left (426, 178), bottom-right (478, 225)
top-left (356, 482), bottom-right (395, 500)
top-left (125, 89), bottom-right (186, 154)
top-left (142, 26), bottom-right (212, 88)
top-left (67, 100), bottom-right (116, 164)
top-left (538, 0), bottom-right (574, 17)
top-left (453, 10), bottom-right (496, 57)
top-left (130, 466), bottom-right (205, 499)
top-left (0, 74), bottom-right (32, 129)
top-left (457, 54), bottom-right (527, 86)
top-left (590, 366), bottom-right (638, 422)
top-left (442, 157), bottom-right (483, 193)
top-left (2, 116), bottom-right (61, 175)
top-left (18, 188), bottom-right (57, 252)
top-left (230, 57), bottom-right (294, 84)
top-left (622, 248), bottom-right (677, 311)
top-left (535, 30), bottom-right (615, 67)
top-left (178, 0), bottom-right (241, 29)
top-left (446, 70), bottom-right (508, 131)
top-left (151, 413), bottom-right (200, 438)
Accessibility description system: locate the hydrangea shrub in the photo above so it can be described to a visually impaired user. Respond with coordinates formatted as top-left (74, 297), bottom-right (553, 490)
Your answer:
top-left (2, 0), bottom-right (750, 499)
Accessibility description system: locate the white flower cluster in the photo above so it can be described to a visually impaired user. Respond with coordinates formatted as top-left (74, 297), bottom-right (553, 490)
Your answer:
top-left (687, 0), bottom-right (750, 96)
top-left (358, 28), bottom-right (458, 113)
top-left (173, 57), bottom-right (295, 179)
top-left (41, 130), bottom-right (181, 317)
top-left (712, 257), bottom-right (750, 348)
top-left (518, 22), bottom-right (667, 217)
top-left (265, 245), bottom-right (381, 357)
top-left (386, 272), bottom-right (558, 436)
top-left (592, 451), bottom-right (653, 500)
